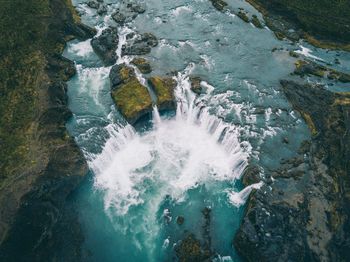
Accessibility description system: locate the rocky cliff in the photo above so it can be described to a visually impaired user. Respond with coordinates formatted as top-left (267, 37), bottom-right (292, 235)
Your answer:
top-left (0, 0), bottom-right (95, 260)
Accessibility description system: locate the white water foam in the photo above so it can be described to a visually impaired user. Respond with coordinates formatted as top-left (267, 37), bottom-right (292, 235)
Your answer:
top-left (91, 64), bottom-right (251, 217)
top-left (295, 45), bottom-right (324, 61)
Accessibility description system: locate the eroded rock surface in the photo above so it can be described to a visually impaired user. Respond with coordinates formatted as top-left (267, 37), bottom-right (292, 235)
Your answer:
top-left (148, 76), bottom-right (177, 111)
top-left (91, 27), bottom-right (119, 66)
top-left (109, 64), bottom-right (152, 124)
top-left (235, 81), bottom-right (350, 261)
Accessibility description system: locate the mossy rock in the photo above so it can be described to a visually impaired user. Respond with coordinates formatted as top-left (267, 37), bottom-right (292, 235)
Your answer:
top-left (189, 76), bottom-right (203, 95)
top-left (109, 63), bottom-right (135, 89)
top-left (111, 77), bottom-right (152, 124)
top-left (131, 58), bottom-right (152, 74)
top-left (251, 15), bottom-right (264, 28)
top-left (148, 76), bottom-right (176, 111)
top-left (209, 0), bottom-right (228, 12)
top-left (237, 11), bottom-right (250, 23)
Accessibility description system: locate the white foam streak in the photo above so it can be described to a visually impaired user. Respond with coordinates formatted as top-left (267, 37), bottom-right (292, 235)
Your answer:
top-left (228, 181), bottom-right (264, 207)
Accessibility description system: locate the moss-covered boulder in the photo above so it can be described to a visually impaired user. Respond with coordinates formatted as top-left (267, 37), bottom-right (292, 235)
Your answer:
top-left (148, 76), bottom-right (177, 111)
top-left (111, 77), bottom-right (152, 124)
top-left (131, 58), bottom-right (152, 74)
top-left (251, 14), bottom-right (264, 28)
top-left (109, 63), bottom-right (135, 88)
top-left (110, 64), bottom-right (152, 124)
top-left (91, 27), bottom-right (119, 66)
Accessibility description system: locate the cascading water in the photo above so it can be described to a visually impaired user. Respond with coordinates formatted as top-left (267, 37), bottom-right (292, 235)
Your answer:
top-left (64, 0), bottom-right (318, 260)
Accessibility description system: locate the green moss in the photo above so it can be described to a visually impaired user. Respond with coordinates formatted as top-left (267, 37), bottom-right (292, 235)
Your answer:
top-left (131, 58), bottom-right (152, 74)
top-left (246, 0), bottom-right (350, 50)
top-left (301, 112), bottom-right (318, 136)
top-left (111, 77), bottom-right (152, 121)
top-left (0, 0), bottom-right (81, 184)
top-left (251, 15), bottom-right (264, 28)
top-left (237, 11), bottom-right (250, 23)
top-left (148, 77), bottom-right (176, 106)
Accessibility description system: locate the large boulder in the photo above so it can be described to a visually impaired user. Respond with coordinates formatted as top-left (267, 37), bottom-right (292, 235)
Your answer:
top-left (122, 32), bottom-right (158, 55)
top-left (110, 64), bottom-right (152, 124)
top-left (91, 27), bottom-right (119, 66)
top-left (111, 3), bottom-right (145, 25)
top-left (148, 76), bottom-right (177, 111)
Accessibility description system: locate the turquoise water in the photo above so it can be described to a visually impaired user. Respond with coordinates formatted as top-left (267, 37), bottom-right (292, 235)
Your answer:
top-left (64, 0), bottom-right (349, 261)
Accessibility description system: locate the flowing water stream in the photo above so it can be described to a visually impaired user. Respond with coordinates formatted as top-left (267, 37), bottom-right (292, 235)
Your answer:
top-left (64, 0), bottom-right (350, 261)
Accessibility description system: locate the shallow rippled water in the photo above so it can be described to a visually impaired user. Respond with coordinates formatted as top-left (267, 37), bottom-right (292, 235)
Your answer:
top-left (64, 0), bottom-right (350, 261)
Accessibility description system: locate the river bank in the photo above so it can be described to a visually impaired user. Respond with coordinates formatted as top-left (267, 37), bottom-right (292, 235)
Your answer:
top-left (0, 0), bottom-right (94, 260)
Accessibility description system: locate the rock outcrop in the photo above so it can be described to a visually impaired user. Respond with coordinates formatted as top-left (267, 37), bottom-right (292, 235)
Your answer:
top-left (110, 64), bottom-right (152, 124)
top-left (0, 0), bottom-right (92, 260)
top-left (148, 76), bottom-right (177, 111)
top-left (122, 32), bottom-right (158, 56)
top-left (235, 81), bottom-right (350, 261)
top-left (131, 57), bottom-right (152, 74)
top-left (294, 60), bottom-right (350, 83)
top-left (245, 0), bottom-right (350, 50)
top-left (91, 27), bottom-right (119, 66)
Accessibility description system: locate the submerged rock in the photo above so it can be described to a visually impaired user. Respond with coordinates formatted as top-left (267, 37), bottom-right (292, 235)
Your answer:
top-left (176, 216), bottom-right (185, 225)
top-left (242, 165), bottom-right (261, 186)
top-left (111, 9), bottom-right (129, 25)
top-left (245, 0), bottom-right (350, 50)
top-left (175, 234), bottom-right (205, 262)
top-left (122, 32), bottom-right (158, 56)
top-left (148, 76), bottom-right (177, 111)
top-left (294, 59), bottom-right (350, 83)
top-left (131, 58), bottom-right (152, 74)
top-left (91, 27), bottom-right (119, 66)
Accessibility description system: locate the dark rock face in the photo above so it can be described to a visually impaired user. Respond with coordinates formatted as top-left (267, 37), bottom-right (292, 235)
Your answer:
top-left (109, 64), bottom-right (153, 124)
top-left (0, 0), bottom-right (89, 260)
top-left (91, 27), bottom-right (119, 66)
top-left (109, 63), bottom-right (136, 89)
top-left (87, 0), bottom-right (99, 9)
top-left (131, 57), bottom-right (152, 74)
top-left (235, 81), bottom-right (350, 261)
top-left (122, 32), bottom-right (158, 56)
top-left (176, 216), bottom-right (185, 225)
top-left (246, 0), bottom-right (350, 50)
top-left (189, 76), bottom-right (203, 95)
